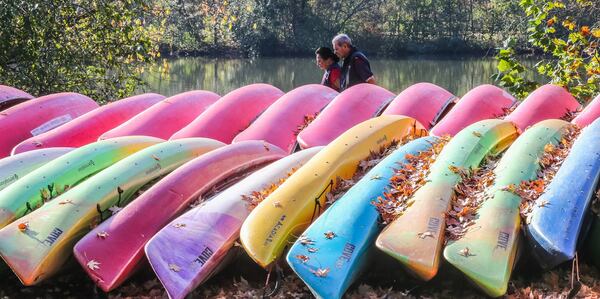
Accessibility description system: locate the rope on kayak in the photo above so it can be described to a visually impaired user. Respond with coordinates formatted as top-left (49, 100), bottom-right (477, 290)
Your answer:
top-left (310, 179), bottom-right (333, 223)
top-left (568, 252), bottom-right (581, 298)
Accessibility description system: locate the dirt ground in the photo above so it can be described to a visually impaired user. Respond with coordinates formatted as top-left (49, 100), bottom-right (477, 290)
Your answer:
top-left (1, 245), bottom-right (600, 299)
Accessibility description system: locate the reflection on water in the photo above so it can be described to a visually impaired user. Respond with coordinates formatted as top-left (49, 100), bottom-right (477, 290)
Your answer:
top-left (142, 56), bottom-right (509, 97)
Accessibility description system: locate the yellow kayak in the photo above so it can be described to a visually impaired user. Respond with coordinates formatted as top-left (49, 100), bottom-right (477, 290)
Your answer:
top-left (239, 115), bottom-right (427, 268)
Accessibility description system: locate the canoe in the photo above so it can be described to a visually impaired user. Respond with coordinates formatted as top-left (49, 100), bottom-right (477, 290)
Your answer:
top-left (376, 119), bottom-right (518, 280)
top-left (286, 137), bottom-right (437, 299)
top-left (0, 136), bottom-right (163, 228)
top-left (524, 117), bottom-right (600, 269)
top-left (296, 83), bottom-right (395, 148)
top-left (573, 94), bottom-right (600, 128)
top-left (0, 92), bottom-right (98, 158)
top-left (233, 84), bottom-right (337, 153)
top-left (443, 119), bottom-right (572, 297)
top-left (430, 85), bottom-right (515, 137)
top-left (504, 84), bottom-right (580, 132)
top-left (73, 141), bottom-right (286, 292)
top-left (12, 93), bottom-right (165, 154)
top-left (145, 147), bottom-right (320, 299)
top-left (0, 85), bottom-right (34, 111)
top-left (99, 91), bottom-right (219, 140)
top-left (0, 148), bottom-right (73, 192)
top-left (170, 84), bottom-right (283, 143)
top-left (381, 82), bottom-right (456, 129)
top-left (240, 115), bottom-right (427, 268)
top-left (0, 138), bottom-right (224, 285)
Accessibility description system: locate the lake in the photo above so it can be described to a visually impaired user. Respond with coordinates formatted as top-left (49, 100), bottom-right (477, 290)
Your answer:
top-left (143, 56), bottom-right (505, 97)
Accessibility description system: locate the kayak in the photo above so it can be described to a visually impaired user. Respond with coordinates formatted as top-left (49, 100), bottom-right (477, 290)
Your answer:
top-left (381, 82), bottom-right (457, 129)
top-left (0, 148), bottom-right (73, 192)
top-left (0, 136), bottom-right (162, 228)
top-left (0, 138), bottom-right (224, 285)
top-left (145, 147), bottom-right (320, 299)
top-left (296, 83), bottom-right (395, 148)
top-left (99, 91), bottom-right (219, 140)
top-left (0, 92), bottom-right (98, 158)
top-left (573, 94), bottom-right (600, 128)
top-left (286, 137), bottom-right (437, 299)
top-left (0, 85), bottom-right (33, 111)
top-left (376, 119), bottom-right (518, 280)
top-left (233, 84), bottom-right (337, 153)
top-left (240, 115), bottom-right (427, 268)
top-left (504, 84), bottom-right (580, 132)
top-left (12, 93), bottom-right (165, 154)
top-left (525, 117), bottom-right (600, 269)
top-left (72, 141), bottom-right (286, 292)
top-left (443, 119), bottom-right (572, 297)
top-left (430, 85), bottom-right (515, 137)
top-left (170, 84), bottom-right (283, 143)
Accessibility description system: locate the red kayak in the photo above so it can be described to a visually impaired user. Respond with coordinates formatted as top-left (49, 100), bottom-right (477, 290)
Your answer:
top-left (297, 83), bottom-right (395, 148)
top-left (573, 94), bottom-right (600, 127)
top-left (382, 82), bottom-right (457, 129)
top-left (505, 84), bottom-right (580, 132)
top-left (233, 84), bottom-right (337, 153)
top-left (430, 84), bottom-right (516, 136)
top-left (0, 85), bottom-right (34, 111)
top-left (73, 141), bottom-right (286, 292)
top-left (99, 91), bottom-right (219, 140)
top-left (170, 84), bottom-right (283, 143)
top-left (0, 92), bottom-right (98, 158)
top-left (12, 93), bottom-right (165, 154)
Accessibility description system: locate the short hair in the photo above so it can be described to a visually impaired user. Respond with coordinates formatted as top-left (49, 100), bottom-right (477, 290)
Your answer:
top-left (315, 47), bottom-right (339, 63)
top-left (332, 34), bottom-right (352, 47)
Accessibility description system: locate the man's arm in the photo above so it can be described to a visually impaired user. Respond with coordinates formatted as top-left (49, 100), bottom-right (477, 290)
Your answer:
top-left (365, 76), bottom-right (376, 85)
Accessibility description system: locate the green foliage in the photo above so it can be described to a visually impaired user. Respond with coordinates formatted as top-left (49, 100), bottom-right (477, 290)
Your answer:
top-left (0, 0), bottom-right (166, 103)
top-left (494, 0), bottom-right (599, 102)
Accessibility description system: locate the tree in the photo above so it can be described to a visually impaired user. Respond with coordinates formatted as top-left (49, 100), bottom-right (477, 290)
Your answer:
top-left (0, 0), bottom-right (166, 103)
top-left (493, 0), bottom-right (599, 102)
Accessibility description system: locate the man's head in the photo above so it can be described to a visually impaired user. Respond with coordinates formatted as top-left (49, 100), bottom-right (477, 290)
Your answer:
top-left (332, 34), bottom-right (352, 59)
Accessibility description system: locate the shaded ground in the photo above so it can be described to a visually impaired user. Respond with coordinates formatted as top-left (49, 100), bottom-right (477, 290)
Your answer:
top-left (1, 245), bottom-right (600, 299)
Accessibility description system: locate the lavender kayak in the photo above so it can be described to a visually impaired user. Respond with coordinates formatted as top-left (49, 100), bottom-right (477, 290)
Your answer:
top-left (233, 84), bottom-right (337, 153)
top-left (145, 147), bottom-right (320, 299)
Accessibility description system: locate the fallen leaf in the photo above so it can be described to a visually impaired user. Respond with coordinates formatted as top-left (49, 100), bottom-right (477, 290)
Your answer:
top-left (87, 260), bottom-right (100, 270)
top-left (96, 231), bottom-right (109, 239)
top-left (169, 263), bottom-right (181, 272)
top-left (310, 267), bottom-right (330, 277)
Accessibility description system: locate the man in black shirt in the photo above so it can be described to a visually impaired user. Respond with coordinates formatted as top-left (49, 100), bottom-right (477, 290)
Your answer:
top-left (331, 34), bottom-right (376, 91)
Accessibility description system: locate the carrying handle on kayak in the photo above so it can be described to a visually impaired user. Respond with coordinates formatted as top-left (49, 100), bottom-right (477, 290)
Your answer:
top-left (95, 186), bottom-right (125, 221)
top-left (310, 179), bottom-right (333, 223)
top-left (262, 261), bottom-right (284, 298)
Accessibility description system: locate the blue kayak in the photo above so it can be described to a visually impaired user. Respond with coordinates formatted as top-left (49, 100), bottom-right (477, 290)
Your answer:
top-left (285, 136), bottom-right (437, 299)
top-left (525, 117), bottom-right (600, 269)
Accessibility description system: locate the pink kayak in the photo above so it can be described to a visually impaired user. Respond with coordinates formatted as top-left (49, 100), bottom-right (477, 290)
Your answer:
top-left (382, 82), bottom-right (457, 129)
top-left (12, 93), bottom-right (165, 154)
top-left (73, 141), bottom-right (286, 292)
top-left (233, 84), bottom-right (337, 153)
top-left (430, 84), bottom-right (516, 137)
top-left (0, 85), bottom-right (34, 111)
top-left (573, 94), bottom-right (600, 127)
top-left (99, 91), bottom-right (219, 140)
top-left (505, 84), bottom-right (580, 132)
top-left (297, 83), bottom-right (395, 148)
top-left (0, 92), bottom-right (98, 158)
top-left (170, 84), bottom-right (284, 143)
